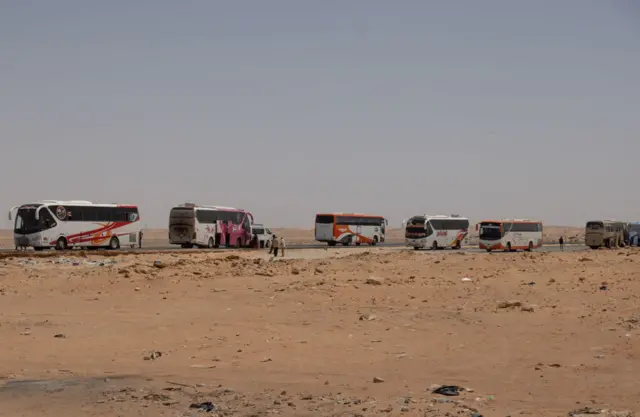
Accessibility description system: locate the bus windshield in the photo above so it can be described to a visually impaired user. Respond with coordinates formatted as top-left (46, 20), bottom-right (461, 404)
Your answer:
top-left (479, 223), bottom-right (501, 240)
top-left (315, 215), bottom-right (334, 224)
top-left (586, 221), bottom-right (603, 230)
top-left (14, 206), bottom-right (39, 234)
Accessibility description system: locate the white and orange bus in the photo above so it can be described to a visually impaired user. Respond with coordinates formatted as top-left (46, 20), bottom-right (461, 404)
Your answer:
top-left (478, 219), bottom-right (543, 252)
top-left (315, 213), bottom-right (387, 246)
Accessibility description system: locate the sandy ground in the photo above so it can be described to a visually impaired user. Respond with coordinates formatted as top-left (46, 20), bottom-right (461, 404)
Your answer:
top-left (0, 226), bottom-right (584, 249)
top-left (0, 247), bottom-right (638, 417)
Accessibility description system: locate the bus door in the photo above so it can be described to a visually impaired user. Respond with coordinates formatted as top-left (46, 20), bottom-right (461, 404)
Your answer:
top-left (355, 224), bottom-right (362, 244)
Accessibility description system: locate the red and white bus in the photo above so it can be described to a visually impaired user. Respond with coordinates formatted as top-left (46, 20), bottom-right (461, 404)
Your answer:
top-left (169, 203), bottom-right (254, 248)
top-left (9, 200), bottom-right (141, 250)
top-left (478, 219), bottom-right (543, 252)
top-left (315, 213), bottom-right (387, 246)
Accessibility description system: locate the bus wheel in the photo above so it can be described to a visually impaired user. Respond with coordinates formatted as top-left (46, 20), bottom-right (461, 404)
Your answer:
top-left (432, 241), bottom-right (438, 251)
top-left (208, 238), bottom-right (215, 249)
top-left (371, 236), bottom-right (378, 246)
top-left (589, 246), bottom-right (599, 250)
top-left (55, 238), bottom-right (68, 251)
top-left (34, 247), bottom-right (44, 252)
top-left (181, 243), bottom-right (193, 249)
top-left (328, 241), bottom-right (336, 246)
top-left (414, 247), bottom-right (420, 251)
top-left (526, 241), bottom-right (533, 252)
top-left (355, 242), bottom-right (361, 246)
top-left (109, 237), bottom-right (120, 250)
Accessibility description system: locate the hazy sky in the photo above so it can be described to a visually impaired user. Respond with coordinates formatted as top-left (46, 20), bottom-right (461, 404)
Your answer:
top-left (2, 0), bottom-right (639, 229)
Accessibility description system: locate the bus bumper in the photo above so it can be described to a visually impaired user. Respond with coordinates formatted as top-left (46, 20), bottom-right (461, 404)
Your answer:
top-left (405, 238), bottom-right (425, 248)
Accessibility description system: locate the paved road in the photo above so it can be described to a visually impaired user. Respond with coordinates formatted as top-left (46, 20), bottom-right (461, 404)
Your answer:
top-left (0, 243), bottom-right (587, 254)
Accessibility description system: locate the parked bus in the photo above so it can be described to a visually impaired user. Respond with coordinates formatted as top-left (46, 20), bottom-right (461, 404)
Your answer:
top-left (585, 220), bottom-right (629, 249)
top-left (478, 219), bottom-right (543, 252)
top-left (9, 200), bottom-right (141, 251)
top-left (169, 203), bottom-right (254, 249)
top-left (315, 213), bottom-right (387, 246)
top-left (630, 222), bottom-right (640, 247)
top-left (403, 214), bottom-right (469, 250)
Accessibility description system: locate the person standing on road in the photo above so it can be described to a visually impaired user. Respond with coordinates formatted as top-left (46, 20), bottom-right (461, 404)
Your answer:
top-left (272, 235), bottom-right (280, 257)
top-left (559, 236), bottom-right (564, 251)
top-left (279, 236), bottom-right (286, 257)
top-left (268, 234), bottom-right (276, 254)
top-left (139, 229), bottom-right (144, 249)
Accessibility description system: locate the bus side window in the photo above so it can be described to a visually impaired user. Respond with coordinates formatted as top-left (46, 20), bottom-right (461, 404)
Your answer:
top-left (40, 209), bottom-right (57, 229)
top-left (425, 222), bottom-right (434, 236)
top-left (243, 215), bottom-right (250, 231)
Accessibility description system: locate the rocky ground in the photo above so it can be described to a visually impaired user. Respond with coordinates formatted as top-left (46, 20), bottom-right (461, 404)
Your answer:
top-left (0, 247), bottom-right (637, 416)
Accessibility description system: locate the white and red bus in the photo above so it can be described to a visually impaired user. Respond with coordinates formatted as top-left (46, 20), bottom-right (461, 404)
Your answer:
top-left (315, 213), bottom-right (387, 246)
top-left (9, 200), bottom-right (141, 251)
top-left (169, 203), bottom-right (254, 248)
top-left (478, 219), bottom-right (543, 252)
top-left (404, 214), bottom-right (470, 250)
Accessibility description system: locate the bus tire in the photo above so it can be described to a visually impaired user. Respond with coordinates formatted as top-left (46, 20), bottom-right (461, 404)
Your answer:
top-left (55, 237), bottom-right (68, 251)
top-left (506, 242), bottom-right (512, 252)
top-left (414, 246), bottom-right (420, 251)
top-left (34, 247), bottom-right (44, 252)
top-left (208, 238), bottom-right (215, 249)
top-left (526, 241), bottom-right (533, 252)
top-left (371, 236), bottom-right (378, 246)
top-left (355, 242), bottom-right (361, 246)
top-left (432, 241), bottom-right (438, 251)
top-left (328, 241), bottom-right (336, 247)
top-left (181, 243), bottom-right (193, 249)
top-left (589, 246), bottom-right (599, 250)
top-left (109, 237), bottom-right (120, 250)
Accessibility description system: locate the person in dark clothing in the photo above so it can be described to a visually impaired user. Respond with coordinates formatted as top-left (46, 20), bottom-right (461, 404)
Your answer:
top-left (272, 235), bottom-right (279, 257)
top-left (139, 230), bottom-right (143, 249)
top-left (559, 236), bottom-right (564, 251)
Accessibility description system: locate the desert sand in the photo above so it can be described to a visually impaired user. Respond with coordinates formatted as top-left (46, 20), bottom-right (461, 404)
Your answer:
top-left (0, 246), bottom-right (638, 417)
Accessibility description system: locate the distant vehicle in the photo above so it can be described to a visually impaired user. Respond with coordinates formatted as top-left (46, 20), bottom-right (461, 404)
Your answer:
top-left (251, 223), bottom-right (273, 248)
top-left (315, 213), bottom-right (387, 246)
top-left (403, 214), bottom-right (469, 250)
top-left (169, 203), bottom-right (254, 249)
top-left (9, 200), bottom-right (140, 251)
top-left (630, 222), bottom-right (640, 247)
top-left (478, 219), bottom-right (543, 252)
top-left (584, 220), bottom-right (629, 249)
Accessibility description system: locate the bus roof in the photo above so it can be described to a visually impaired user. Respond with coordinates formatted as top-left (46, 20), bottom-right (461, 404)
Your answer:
top-left (174, 203), bottom-right (246, 212)
top-left (25, 200), bottom-right (138, 207)
top-left (316, 212), bottom-right (385, 218)
top-left (480, 219), bottom-right (541, 224)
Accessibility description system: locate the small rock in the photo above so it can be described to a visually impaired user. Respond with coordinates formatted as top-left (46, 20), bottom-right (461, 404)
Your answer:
top-left (54, 333), bottom-right (66, 338)
top-left (461, 277), bottom-right (473, 282)
top-left (144, 351), bottom-right (163, 360)
top-left (366, 277), bottom-right (384, 286)
top-left (521, 304), bottom-right (535, 312)
top-left (401, 406), bottom-right (410, 412)
top-left (153, 260), bottom-right (166, 269)
top-left (359, 313), bottom-right (377, 321)
top-left (301, 394), bottom-right (313, 400)
top-left (497, 300), bottom-right (522, 309)
top-left (291, 268), bottom-right (300, 275)
top-left (373, 376), bottom-right (384, 383)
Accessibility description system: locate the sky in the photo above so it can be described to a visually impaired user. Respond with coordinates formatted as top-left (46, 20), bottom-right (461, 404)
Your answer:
top-left (1, 0), bottom-right (639, 229)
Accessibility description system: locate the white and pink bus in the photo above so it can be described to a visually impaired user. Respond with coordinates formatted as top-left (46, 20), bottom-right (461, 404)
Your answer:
top-left (168, 203), bottom-right (254, 249)
top-left (9, 200), bottom-right (141, 250)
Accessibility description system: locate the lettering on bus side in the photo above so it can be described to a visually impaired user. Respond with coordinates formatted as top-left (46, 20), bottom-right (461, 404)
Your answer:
top-left (436, 231), bottom-right (448, 237)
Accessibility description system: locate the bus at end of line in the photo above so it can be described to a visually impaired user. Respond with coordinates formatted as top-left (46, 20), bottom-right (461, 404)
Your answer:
top-left (478, 219), bottom-right (543, 252)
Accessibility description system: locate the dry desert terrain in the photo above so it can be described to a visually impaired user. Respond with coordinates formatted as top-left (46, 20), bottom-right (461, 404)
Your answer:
top-left (0, 245), bottom-right (638, 417)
